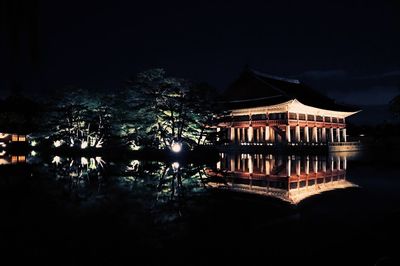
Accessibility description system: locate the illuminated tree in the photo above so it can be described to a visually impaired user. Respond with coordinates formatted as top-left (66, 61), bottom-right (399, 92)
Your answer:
top-left (41, 87), bottom-right (112, 149)
top-left (124, 69), bottom-right (220, 149)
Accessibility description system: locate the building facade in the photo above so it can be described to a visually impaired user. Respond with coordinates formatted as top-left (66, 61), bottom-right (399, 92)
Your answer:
top-left (217, 69), bottom-right (360, 148)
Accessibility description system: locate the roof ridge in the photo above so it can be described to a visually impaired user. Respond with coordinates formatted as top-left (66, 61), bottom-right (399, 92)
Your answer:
top-left (227, 95), bottom-right (283, 103)
top-left (250, 69), bottom-right (301, 84)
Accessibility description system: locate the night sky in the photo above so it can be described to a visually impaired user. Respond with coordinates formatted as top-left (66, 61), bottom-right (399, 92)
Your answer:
top-left (1, 0), bottom-right (400, 106)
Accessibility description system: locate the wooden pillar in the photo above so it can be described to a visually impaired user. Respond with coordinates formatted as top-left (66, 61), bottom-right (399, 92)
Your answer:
top-left (295, 125), bottom-right (301, 142)
top-left (265, 126), bottom-right (270, 141)
top-left (286, 156), bottom-right (291, 177)
top-left (270, 127), bottom-right (275, 142)
top-left (260, 127), bottom-right (264, 142)
top-left (304, 126), bottom-right (310, 142)
top-left (242, 128), bottom-right (246, 142)
top-left (248, 126), bottom-right (253, 142)
top-left (286, 125), bottom-right (291, 143)
top-left (330, 128), bottom-right (334, 143)
top-left (236, 128), bottom-right (241, 143)
top-left (342, 128), bottom-right (347, 142)
top-left (336, 128), bottom-right (341, 143)
top-left (312, 127), bottom-right (318, 142)
top-left (229, 128), bottom-right (235, 142)
top-left (321, 127), bottom-right (327, 142)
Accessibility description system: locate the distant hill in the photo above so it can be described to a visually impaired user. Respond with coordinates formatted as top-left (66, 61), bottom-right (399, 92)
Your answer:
top-left (347, 104), bottom-right (396, 125)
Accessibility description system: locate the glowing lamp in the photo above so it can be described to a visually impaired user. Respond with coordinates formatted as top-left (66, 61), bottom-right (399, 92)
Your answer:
top-left (52, 156), bottom-right (61, 165)
top-left (172, 162), bottom-right (180, 171)
top-left (171, 141), bottom-right (182, 153)
top-left (53, 140), bottom-right (62, 147)
top-left (81, 141), bottom-right (88, 149)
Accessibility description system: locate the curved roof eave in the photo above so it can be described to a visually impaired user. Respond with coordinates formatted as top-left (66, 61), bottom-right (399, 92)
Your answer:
top-left (289, 99), bottom-right (361, 118)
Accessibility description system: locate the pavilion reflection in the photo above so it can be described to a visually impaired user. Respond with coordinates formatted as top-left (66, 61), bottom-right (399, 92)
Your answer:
top-left (0, 154), bottom-right (27, 165)
top-left (206, 153), bottom-right (357, 204)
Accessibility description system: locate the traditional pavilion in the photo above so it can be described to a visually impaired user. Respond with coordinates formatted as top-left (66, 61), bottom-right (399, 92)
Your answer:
top-left (217, 69), bottom-right (360, 147)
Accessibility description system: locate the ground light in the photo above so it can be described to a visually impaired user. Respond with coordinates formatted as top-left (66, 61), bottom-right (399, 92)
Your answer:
top-left (172, 162), bottom-right (180, 171)
top-left (171, 141), bottom-right (182, 153)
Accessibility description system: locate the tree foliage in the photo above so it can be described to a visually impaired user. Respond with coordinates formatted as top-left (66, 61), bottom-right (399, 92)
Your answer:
top-left (40, 88), bottom-right (113, 149)
top-left (123, 69), bottom-right (220, 149)
top-left (37, 69), bottom-right (220, 150)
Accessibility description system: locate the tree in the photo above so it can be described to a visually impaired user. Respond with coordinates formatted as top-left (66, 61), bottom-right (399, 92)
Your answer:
top-left (123, 69), bottom-right (220, 149)
top-left (39, 87), bottom-right (113, 149)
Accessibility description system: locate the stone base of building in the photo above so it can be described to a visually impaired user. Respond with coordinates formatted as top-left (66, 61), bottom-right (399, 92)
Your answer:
top-left (328, 142), bottom-right (363, 152)
top-left (215, 142), bottom-right (362, 154)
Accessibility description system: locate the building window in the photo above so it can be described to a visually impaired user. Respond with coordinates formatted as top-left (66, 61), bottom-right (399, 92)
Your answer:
top-left (288, 113), bottom-right (297, 120)
top-left (332, 117), bottom-right (338, 123)
top-left (307, 115), bottom-right (315, 121)
top-left (338, 118), bottom-right (344, 123)
top-left (316, 116), bottom-right (323, 122)
top-left (269, 112), bottom-right (287, 120)
top-left (325, 117), bottom-right (331, 123)
top-left (252, 114), bottom-right (267, 121)
top-left (12, 135), bottom-right (18, 142)
top-left (233, 115), bottom-right (249, 122)
top-left (298, 114), bottom-right (306, 120)
top-left (18, 135), bottom-right (26, 142)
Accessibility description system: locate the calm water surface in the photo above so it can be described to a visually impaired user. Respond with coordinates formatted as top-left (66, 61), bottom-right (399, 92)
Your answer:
top-left (0, 150), bottom-right (399, 265)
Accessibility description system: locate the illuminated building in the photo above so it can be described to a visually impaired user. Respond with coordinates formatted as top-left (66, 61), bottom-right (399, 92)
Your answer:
top-left (217, 69), bottom-right (361, 151)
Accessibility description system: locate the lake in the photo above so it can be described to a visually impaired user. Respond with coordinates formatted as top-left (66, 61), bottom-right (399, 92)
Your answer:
top-left (0, 150), bottom-right (399, 265)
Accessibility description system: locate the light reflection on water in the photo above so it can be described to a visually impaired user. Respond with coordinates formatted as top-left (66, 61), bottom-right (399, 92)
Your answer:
top-left (0, 152), bottom-right (359, 206)
top-left (205, 153), bottom-right (358, 204)
top-left (2, 149), bottom-right (399, 265)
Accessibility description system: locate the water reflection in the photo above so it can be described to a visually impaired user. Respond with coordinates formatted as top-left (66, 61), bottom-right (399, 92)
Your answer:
top-left (0, 151), bottom-right (358, 209)
top-left (30, 156), bottom-right (205, 221)
top-left (205, 153), bottom-right (357, 204)
top-left (0, 154), bottom-right (27, 165)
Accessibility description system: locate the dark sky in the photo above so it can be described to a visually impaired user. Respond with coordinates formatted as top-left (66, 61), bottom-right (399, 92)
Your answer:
top-left (1, 0), bottom-right (400, 105)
